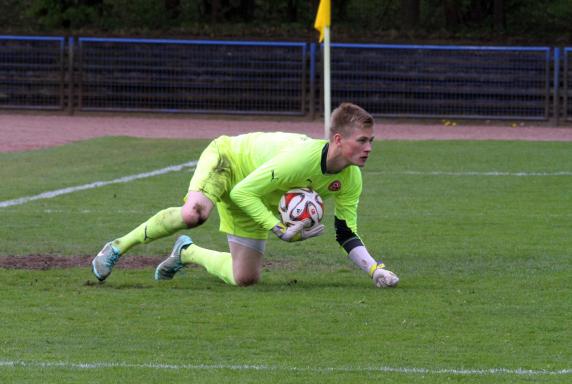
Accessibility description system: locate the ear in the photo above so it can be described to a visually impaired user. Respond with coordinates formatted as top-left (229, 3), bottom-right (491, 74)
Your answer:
top-left (332, 133), bottom-right (343, 146)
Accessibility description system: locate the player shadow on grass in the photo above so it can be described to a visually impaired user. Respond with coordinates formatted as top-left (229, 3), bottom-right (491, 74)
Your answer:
top-left (83, 270), bottom-right (370, 291)
top-left (1, 255), bottom-right (391, 291)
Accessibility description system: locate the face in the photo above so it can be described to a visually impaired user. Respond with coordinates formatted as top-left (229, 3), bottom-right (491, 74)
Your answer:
top-left (337, 126), bottom-right (374, 167)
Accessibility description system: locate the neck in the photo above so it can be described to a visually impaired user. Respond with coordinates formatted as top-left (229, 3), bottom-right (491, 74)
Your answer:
top-left (325, 143), bottom-right (347, 173)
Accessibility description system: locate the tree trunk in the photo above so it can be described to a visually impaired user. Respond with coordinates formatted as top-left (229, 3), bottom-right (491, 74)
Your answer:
top-left (286, 0), bottom-right (297, 22)
top-left (334, 0), bottom-right (350, 22)
top-left (164, 0), bottom-right (181, 20)
top-left (210, 0), bottom-right (221, 23)
top-left (237, 0), bottom-right (255, 22)
top-left (493, 0), bottom-right (505, 32)
top-left (401, 0), bottom-right (420, 31)
top-left (444, 0), bottom-right (462, 30)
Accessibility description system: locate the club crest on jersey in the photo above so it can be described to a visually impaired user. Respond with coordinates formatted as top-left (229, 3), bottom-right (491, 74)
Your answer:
top-left (328, 180), bottom-right (341, 191)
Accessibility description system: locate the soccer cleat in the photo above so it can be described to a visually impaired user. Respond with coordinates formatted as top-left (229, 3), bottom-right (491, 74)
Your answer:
top-left (91, 242), bottom-right (121, 281)
top-left (154, 235), bottom-right (193, 280)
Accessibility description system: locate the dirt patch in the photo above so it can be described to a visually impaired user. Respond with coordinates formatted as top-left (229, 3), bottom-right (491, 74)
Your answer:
top-left (0, 254), bottom-right (163, 270)
top-left (0, 254), bottom-right (289, 270)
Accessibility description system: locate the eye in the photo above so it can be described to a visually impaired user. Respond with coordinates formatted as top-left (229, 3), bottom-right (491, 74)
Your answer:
top-left (357, 137), bottom-right (374, 144)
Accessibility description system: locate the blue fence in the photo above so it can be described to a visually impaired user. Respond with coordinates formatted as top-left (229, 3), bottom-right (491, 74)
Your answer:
top-left (78, 37), bottom-right (307, 115)
top-left (564, 48), bottom-right (572, 121)
top-left (323, 44), bottom-right (550, 120)
top-left (1, 35), bottom-right (571, 123)
top-left (0, 36), bottom-right (65, 110)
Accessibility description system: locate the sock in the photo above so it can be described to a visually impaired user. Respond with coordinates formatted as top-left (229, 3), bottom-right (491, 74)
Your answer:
top-left (348, 245), bottom-right (378, 276)
top-left (111, 207), bottom-right (187, 255)
top-left (181, 244), bottom-right (236, 286)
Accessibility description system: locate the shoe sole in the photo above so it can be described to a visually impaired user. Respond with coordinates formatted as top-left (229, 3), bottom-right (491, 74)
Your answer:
top-left (91, 243), bottom-right (118, 282)
top-left (154, 235), bottom-right (193, 280)
top-left (91, 261), bottom-right (105, 281)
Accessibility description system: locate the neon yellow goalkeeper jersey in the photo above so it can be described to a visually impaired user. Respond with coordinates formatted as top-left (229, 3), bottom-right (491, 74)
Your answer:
top-left (219, 132), bottom-right (362, 235)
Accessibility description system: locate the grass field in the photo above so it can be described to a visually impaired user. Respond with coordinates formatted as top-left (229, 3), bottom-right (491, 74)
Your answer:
top-left (1, 136), bottom-right (571, 383)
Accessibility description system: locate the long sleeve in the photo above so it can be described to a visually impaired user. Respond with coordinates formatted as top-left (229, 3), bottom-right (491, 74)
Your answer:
top-left (229, 142), bottom-right (324, 230)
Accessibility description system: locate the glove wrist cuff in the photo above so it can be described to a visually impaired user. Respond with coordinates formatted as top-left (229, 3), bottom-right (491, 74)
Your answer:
top-left (368, 261), bottom-right (386, 278)
top-left (271, 223), bottom-right (286, 237)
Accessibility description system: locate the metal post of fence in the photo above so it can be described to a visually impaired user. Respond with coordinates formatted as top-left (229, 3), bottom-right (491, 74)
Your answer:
top-left (59, 38), bottom-right (65, 110)
top-left (318, 44), bottom-right (323, 120)
top-left (67, 36), bottom-right (75, 115)
top-left (309, 43), bottom-right (316, 120)
top-left (77, 38), bottom-right (83, 111)
top-left (301, 44), bottom-right (307, 116)
top-left (553, 48), bottom-right (560, 126)
top-left (563, 48), bottom-right (569, 122)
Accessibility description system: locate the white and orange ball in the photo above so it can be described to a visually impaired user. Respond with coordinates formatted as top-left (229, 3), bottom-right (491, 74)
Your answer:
top-left (278, 188), bottom-right (324, 228)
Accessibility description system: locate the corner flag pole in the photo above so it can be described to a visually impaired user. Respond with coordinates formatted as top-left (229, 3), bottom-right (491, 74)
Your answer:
top-left (314, 0), bottom-right (331, 139)
top-left (323, 26), bottom-right (331, 139)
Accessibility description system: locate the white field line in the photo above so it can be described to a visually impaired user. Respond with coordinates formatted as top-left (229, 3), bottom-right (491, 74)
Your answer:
top-left (367, 171), bottom-right (572, 177)
top-left (38, 209), bottom-right (572, 219)
top-left (1, 166), bottom-right (569, 209)
top-left (41, 209), bottom-right (158, 214)
top-left (0, 161), bottom-right (197, 209)
top-left (0, 360), bottom-right (570, 376)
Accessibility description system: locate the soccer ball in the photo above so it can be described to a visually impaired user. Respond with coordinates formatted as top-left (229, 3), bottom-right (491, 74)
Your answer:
top-left (278, 188), bottom-right (324, 228)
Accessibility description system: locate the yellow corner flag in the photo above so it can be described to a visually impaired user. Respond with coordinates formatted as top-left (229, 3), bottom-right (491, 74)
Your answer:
top-left (314, 0), bottom-right (331, 42)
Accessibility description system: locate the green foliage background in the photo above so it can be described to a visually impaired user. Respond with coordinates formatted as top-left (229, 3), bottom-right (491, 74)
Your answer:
top-left (1, 0), bottom-right (571, 43)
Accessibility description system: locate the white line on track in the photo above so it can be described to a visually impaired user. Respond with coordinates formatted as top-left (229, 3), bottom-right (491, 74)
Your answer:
top-left (367, 170), bottom-right (572, 176)
top-left (0, 161), bottom-right (197, 209)
top-left (0, 360), bottom-right (570, 376)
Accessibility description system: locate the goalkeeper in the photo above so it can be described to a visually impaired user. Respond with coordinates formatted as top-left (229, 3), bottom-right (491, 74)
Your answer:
top-left (92, 102), bottom-right (399, 288)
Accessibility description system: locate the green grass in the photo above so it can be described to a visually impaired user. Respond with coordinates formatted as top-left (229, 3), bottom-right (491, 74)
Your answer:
top-left (1, 137), bottom-right (571, 383)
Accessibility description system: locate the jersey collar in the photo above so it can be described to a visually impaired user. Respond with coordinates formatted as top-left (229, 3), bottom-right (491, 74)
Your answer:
top-left (321, 143), bottom-right (328, 174)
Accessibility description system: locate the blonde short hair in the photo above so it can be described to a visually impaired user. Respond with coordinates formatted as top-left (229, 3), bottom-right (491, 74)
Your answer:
top-left (329, 103), bottom-right (374, 138)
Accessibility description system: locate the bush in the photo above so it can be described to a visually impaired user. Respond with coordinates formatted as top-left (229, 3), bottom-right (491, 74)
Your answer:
top-left (4, 0), bottom-right (572, 43)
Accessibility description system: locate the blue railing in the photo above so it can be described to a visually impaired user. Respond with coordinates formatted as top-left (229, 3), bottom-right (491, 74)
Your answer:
top-left (0, 35), bottom-right (66, 110)
top-left (1, 35), bottom-right (570, 123)
top-left (78, 37), bottom-right (307, 115)
top-left (322, 43), bottom-right (550, 120)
